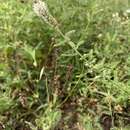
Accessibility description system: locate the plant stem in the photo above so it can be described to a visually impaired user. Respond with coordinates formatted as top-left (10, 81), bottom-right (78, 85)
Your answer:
top-left (56, 27), bottom-right (83, 58)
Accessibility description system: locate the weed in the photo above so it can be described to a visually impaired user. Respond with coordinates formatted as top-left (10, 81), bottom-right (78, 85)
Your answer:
top-left (0, 0), bottom-right (130, 130)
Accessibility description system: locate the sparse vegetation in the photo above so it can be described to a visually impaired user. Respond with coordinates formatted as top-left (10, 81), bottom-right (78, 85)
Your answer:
top-left (0, 0), bottom-right (130, 130)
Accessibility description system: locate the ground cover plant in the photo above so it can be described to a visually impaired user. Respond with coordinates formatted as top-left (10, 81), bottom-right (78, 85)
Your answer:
top-left (0, 0), bottom-right (130, 130)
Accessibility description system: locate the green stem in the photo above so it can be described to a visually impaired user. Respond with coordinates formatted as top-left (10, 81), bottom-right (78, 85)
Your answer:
top-left (56, 27), bottom-right (83, 58)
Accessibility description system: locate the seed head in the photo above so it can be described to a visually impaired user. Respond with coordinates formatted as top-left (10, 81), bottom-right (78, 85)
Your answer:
top-left (33, 0), bottom-right (58, 28)
top-left (33, 0), bottom-right (48, 19)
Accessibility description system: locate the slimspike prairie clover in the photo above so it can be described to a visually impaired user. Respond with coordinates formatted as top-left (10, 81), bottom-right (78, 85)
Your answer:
top-left (33, 0), bottom-right (58, 28)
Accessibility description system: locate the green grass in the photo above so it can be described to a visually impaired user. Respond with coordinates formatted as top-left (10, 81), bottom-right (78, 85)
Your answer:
top-left (0, 0), bottom-right (130, 130)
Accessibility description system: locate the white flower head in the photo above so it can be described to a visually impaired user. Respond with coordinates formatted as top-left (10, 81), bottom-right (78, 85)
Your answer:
top-left (33, 0), bottom-right (49, 20)
top-left (33, 0), bottom-right (58, 27)
top-left (33, 0), bottom-right (48, 16)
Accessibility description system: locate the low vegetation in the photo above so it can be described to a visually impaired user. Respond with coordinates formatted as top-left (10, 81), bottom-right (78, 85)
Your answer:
top-left (0, 0), bottom-right (130, 130)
